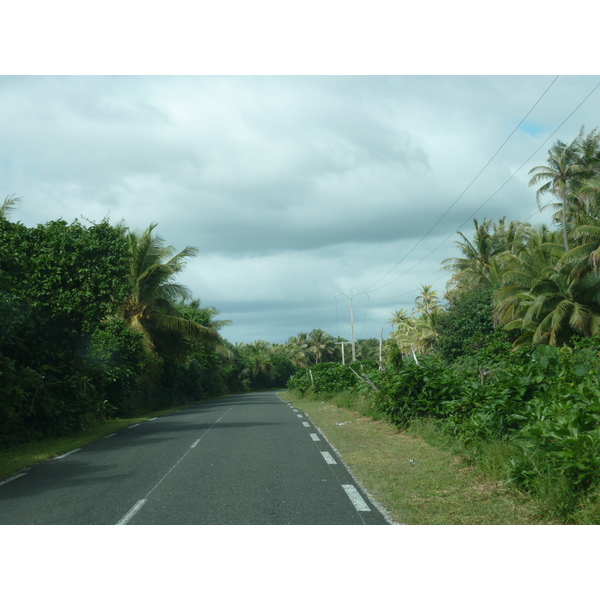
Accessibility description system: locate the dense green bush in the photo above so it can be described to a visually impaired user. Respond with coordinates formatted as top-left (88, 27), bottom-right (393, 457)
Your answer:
top-left (435, 287), bottom-right (497, 361)
top-left (84, 320), bottom-right (148, 417)
top-left (375, 356), bottom-right (462, 427)
top-left (0, 217), bottom-right (132, 444)
top-left (288, 361), bottom-right (367, 396)
top-left (289, 337), bottom-right (600, 522)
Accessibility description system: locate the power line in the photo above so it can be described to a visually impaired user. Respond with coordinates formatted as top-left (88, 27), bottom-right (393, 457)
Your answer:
top-left (366, 78), bottom-right (600, 297)
top-left (370, 199), bottom-right (558, 305)
top-left (358, 76), bottom-right (561, 296)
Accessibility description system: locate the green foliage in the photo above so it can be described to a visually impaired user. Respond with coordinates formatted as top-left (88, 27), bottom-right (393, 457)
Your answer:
top-left (288, 361), bottom-right (364, 396)
top-left (84, 320), bottom-right (148, 417)
top-left (435, 287), bottom-right (498, 361)
top-left (0, 217), bottom-right (132, 444)
top-left (375, 356), bottom-right (462, 427)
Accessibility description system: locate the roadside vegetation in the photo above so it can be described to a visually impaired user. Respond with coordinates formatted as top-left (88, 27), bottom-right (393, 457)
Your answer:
top-left (288, 127), bottom-right (600, 524)
top-left (283, 391), bottom-right (553, 524)
top-left (4, 128), bottom-right (600, 524)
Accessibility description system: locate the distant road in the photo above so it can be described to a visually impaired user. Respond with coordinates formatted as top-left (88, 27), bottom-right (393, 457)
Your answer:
top-left (0, 391), bottom-right (390, 524)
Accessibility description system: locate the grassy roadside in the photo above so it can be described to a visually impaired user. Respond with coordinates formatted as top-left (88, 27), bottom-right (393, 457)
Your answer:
top-left (0, 403), bottom-right (200, 482)
top-left (283, 391), bottom-right (556, 525)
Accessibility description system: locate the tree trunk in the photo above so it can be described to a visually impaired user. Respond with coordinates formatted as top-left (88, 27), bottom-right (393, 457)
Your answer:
top-left (562, 195), bottom-right (570, 253)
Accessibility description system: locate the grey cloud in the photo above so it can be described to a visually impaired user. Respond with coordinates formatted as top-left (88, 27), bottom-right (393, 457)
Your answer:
top-left (2, 75), bottom-right (599, 344)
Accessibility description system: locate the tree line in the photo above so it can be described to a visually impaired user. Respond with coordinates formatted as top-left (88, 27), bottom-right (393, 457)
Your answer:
top-left (0, 201), bottom-right (302, 447)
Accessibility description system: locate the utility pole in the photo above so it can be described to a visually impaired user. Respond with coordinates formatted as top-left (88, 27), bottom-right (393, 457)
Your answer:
top-left (335, 341), bottom-right (351, 365)
top-left (340, 292), bottom-right (356, 363)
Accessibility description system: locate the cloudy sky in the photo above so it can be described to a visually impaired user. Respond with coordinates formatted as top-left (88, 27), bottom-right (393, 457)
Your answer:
top-left (2, 74), bottom-right (600, 344)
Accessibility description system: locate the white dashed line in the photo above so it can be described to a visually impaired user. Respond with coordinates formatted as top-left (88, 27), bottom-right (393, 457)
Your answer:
top-left (296, 413), bottom-right (303, 418)
top-left (103, 433), bottom-right (117, 439)
top-left (149, 417), bottom-right (157, 421)
top-left (128, 424), bottom-right (140, 429)
top-left (0, 473), bottom-right (26, 487)
top-left (302, 422), bottom-right (310, 428)
top-left (310, 433), bottom-right (320, 442)
top-left (191, 439), bottom-right (202, 448)
top-left (116, 499), bottom-right (147, 525)
top-left (342, 485), bottom-right (371, 512)
top-left (321, 451), bottom-right (337, 465)
top-left (54, 448), bottom-right (81, 459)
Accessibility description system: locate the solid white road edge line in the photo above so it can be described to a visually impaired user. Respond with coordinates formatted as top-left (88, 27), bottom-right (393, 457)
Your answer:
top-left (342, 484), bottom-right (371, 512)
top-left (54, 448), bottom-right (81, 459)
top-left (116, 499), bottom-right (147, 525)
top-left (0, 473), bottom-right (26, 487)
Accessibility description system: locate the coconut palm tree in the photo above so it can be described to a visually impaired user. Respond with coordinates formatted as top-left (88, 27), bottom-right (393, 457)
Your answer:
top-left (529, 136), bottom-right (584, 253)
top-left (413, 285), bottom-right (443, 321)
top-left (493, 222), bottom-right (600, 346)
top-left (442, 218), bottom-right (522, 291)
top-left (355, 338), bottom-right (379, 361)
top-left (117, 223), bottom-right (217, 354)
top-left (389, 309), bottom-right (410, 328)
top-left (283, 334), bottom-right (310, 367)
top-left (389, 317), bottom-right (417, 356)
top-left (512, 267), bottom-right (600, 346)
top-left (307, 329), bottom-right (335, 363)
top-left (493, 224), bottom-right (563, 333)
top-left (0, 195), bottom-right (20, 219)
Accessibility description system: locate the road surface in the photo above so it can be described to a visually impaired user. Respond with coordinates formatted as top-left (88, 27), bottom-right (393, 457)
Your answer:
top-left (0, 391), bottom-right (391, 525)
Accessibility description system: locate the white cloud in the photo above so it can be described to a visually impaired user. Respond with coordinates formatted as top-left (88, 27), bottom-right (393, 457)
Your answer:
top-left (2, 75), bottom-right (599, 343)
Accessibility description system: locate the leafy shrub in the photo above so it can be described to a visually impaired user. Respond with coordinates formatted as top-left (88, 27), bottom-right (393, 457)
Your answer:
top-left (287, 362), bottom-right (367, 397)
top-left (376, 356), bottom-right (462, 427)
top-left (84, 320), bottom-right (148, 417)
top-left (509, 379), bottom-right (600, 495)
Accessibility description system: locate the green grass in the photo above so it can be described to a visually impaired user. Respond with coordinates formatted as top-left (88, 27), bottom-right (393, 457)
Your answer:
top-left (283, 391), bottom-right (555, 525)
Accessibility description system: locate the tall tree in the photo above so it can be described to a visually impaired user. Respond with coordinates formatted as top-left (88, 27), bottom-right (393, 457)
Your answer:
top-left (118, 223), bottom-right (217, 354)
top-left (443, 218), bottom-right (522, 293)
top-left (307, 329), bottom-right (335, 363)
top-left (529, 134), bottom-right (585, 252)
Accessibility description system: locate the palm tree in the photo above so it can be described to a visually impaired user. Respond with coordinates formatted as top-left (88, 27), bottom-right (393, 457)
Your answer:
top-left (389, 309), bottom-right (410, 328)
top-left (240, 340), bottom-right (274, 379)
top-left (307, 329), bottom-right (335, 363)
top-left (284, 333), bottom-right (311, 367)
top-left (0, 195), bottom-right (20, 219)
top-left (572, 127), bottom-right (600, 218)
top-left (178, 298), bottom-right (232, 359)
top-left (117, 223), bottom-right (217, 353)
top-left (443, 218), bottom-right (521, 291)
top-left (493, 224), bottom-right (563, 332)
top-left (493, 223), bottom-right (600, 346)
top-left (529, 136), bottom-right (584, 253)
top-left (513, 267), bottom-right (600, 346)
top-left (355, 338), bottom-right (379, 361)
top-left (413, 285), bottom-right (443, 321)
top-left (389, 315), bottom-right (419, 357)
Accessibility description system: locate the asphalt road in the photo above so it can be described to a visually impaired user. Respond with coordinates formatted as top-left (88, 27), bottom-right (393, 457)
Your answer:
top-left (0, 391), bottom-right (390, 525)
